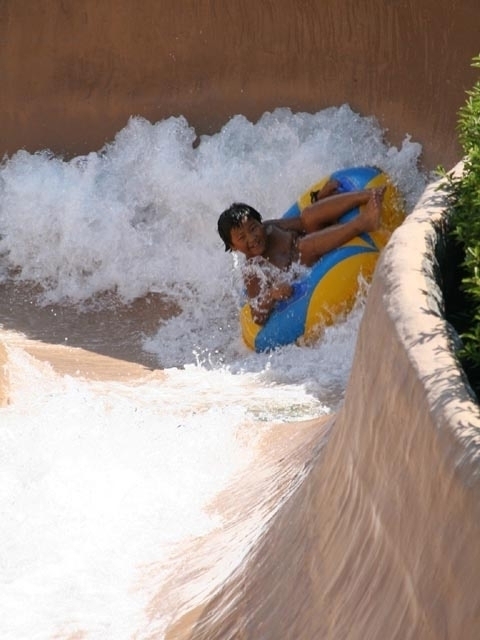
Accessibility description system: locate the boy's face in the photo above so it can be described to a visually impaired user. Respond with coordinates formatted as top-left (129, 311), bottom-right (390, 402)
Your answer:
top-left (229, 216), bottom-right (266, 258)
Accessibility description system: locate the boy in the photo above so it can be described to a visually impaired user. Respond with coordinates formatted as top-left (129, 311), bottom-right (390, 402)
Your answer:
top-left (217, 186), bottom-right (384, 325)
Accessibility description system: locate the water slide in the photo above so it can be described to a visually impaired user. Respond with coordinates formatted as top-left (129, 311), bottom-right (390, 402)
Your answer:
top-left (1, 2), bottom-right (480, 638)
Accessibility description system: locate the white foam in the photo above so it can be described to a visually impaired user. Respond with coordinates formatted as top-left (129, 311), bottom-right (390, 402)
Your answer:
top-left (0, 105), bottom-right (427, 638)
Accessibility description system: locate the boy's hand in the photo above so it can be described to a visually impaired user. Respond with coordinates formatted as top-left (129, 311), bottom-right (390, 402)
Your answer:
top-left (272, 282), bottom-right (293, 301)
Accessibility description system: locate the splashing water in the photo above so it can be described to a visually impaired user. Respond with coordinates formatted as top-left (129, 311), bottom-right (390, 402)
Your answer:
top-left (0, 105), bottom-right (427, 639)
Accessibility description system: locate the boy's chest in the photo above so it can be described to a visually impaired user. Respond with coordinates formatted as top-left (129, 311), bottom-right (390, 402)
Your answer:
top-left (264, 225), bottom-right (297, 269)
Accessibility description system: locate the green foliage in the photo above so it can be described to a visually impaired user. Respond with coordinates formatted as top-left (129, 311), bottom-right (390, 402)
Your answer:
top-left (440, 54), bottom-right (480, 391)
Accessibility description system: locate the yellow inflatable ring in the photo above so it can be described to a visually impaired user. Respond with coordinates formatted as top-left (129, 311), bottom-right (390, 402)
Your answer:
top-left (240, 166), bottom-right (405, 352)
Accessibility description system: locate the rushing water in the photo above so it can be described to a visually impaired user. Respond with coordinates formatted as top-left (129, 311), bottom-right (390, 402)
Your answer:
top-left (0, 105), bottom-right (427, 639)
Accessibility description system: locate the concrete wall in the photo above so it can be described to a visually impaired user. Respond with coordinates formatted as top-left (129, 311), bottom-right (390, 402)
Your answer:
top-left (167, 171), bottom-right (480, 640)
top-left (1, 0), bottom-right (479, 168)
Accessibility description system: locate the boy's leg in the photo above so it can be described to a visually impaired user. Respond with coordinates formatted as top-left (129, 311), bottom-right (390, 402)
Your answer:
top-left (300, 190), bottom-right (372, 233)
top-left (310, 178), bottom-right (340, 203)
top-left (297, 189), bottom-right (383, 266)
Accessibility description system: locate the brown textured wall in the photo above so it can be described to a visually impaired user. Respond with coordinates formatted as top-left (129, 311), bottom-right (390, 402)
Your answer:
top-left (1, 0), bottom-right (479, 168)
top-left (166, 170), bottom-right (480, 640)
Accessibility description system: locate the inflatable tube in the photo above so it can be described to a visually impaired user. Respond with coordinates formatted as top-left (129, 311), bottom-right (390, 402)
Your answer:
top-left (240, 166), bottom-right (405, 352)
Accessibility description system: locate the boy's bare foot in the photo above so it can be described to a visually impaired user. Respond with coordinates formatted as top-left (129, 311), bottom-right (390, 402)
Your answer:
top-left (358, 186), bottom-right (385, 232)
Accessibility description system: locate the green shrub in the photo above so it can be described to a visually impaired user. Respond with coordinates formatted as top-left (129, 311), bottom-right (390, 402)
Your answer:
top-left (440, 54), bottom-right (480, 393)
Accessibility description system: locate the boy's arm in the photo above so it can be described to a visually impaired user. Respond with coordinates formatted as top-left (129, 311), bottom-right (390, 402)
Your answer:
top-left (267, 217), bottom-right (306, 233)
top-left (245, 271), bottom-right (292, 325)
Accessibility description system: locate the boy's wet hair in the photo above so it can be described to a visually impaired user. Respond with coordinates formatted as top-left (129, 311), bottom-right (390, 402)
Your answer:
top-left (217, 203), bottom-right (263, 252)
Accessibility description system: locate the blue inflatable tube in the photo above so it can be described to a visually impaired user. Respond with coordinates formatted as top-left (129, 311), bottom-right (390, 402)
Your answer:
top-left (240, 166), bottom-right (405, 352)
